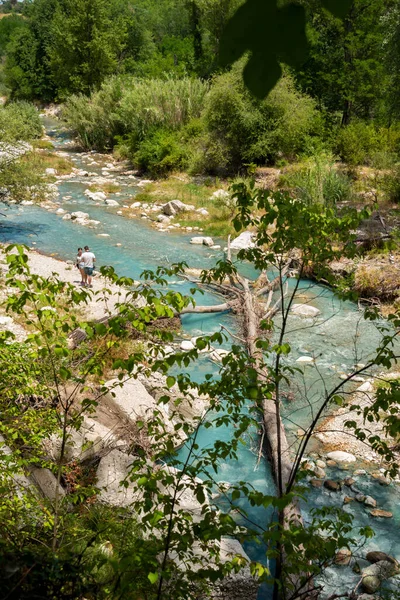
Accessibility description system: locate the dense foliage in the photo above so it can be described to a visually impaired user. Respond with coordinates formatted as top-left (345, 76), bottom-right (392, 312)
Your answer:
top-left (0, 0), bottom-right (400, 177)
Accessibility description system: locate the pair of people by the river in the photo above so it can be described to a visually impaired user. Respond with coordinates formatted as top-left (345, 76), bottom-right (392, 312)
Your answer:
top-left (76, 246), bottom-right (96, 287)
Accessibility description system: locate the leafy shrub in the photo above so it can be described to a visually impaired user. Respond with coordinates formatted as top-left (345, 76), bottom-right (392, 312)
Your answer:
top-left (134, 129), bottom-right (188, 176)
top-left (382, 165), bottom-right (400, 203)
top-left (280, 153), bottom-right (352, 206)
top-left (336, 121), bottom-right (400, 166)
top-left (0, 101), bottom-right (42, 141)
top-left (202, 66), bottom-right (319, 173)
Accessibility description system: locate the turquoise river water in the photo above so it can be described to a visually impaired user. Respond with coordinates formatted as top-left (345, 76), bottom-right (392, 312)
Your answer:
top-left (0, 118), bottom-right (399, 597)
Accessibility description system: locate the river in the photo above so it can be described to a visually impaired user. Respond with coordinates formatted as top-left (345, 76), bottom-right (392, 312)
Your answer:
top-left (0, 117), bottom-right (399, 598)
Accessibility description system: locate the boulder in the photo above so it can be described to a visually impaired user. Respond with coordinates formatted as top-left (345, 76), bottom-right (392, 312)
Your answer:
top-left (104, 378), bottom-right (163, 425)
top-left (190, 236), bottom-right (214, 247)
top-left (296, 356), bottom-right (314, 364)
top-left (313, 466), bottom-right (326, 479)
top-left (366, 551), bottom-right (398, 565)
top-left (369, 509), bottom-right (393, 518)
top-left (71, 211), bottom-right (89, 220)
top-left (361, 561), bottom-right (399, 593)
top-left (291, 304), bottom-right (321, 318)
top-left (162, 200), bottom-right (195, 216)
top-left (364, 496), bottom-right (377, 508)
top-left (230, 231), bottom-right (255, 250)
top-left (180, 340), bottom-right (195, 352)
top-left (335, 547), bottom-right (352, 566)
top-left (210, 349), bottom-right (230, 363)
top-left (357, 381), bottom-right (374, 393)
top-left (105, 199), bottom-right (119, 206)
top-left (324, 479), bottom-right (341, 492)
top-left (343, 496), bottom-right (354, 504)
top-left (62, 213), bottom-right (72, 220)
top-left (344, 477), bottom-right (356, 487)
top-left (309, 479), bottom-right (324, 488)
top-left (130, 201), bottom-right (141, 209)
top-left (96, 449), bottom-right (141, 508)
top-left (157, 214), bottom-right (170, 223)
top-left (326, 451), bottom-right (356, 463)
top-left (196, 208), bottom-right (209, 216)
top-left (30, 467), bottom-right (65, 503)
top-left (45, 167), bottom-right (57, 176)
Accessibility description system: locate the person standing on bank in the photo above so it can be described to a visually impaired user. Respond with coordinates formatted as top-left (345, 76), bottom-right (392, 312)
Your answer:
top-left (81, 245), bottom-right (96, 288)
top-left (76, 247), bottom-right (85, 285)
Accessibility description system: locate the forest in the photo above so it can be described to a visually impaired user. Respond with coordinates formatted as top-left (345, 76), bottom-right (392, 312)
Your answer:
top-left (0, 1), bottom-right (399, 600)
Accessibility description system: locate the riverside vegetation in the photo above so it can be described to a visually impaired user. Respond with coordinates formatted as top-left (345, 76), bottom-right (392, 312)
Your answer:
top-left (0, 0), bottom-right (400, 599)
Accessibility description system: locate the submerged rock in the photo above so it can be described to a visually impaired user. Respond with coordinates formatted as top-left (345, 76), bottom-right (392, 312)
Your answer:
top-left (369, 509), bottom-right (393, 518)
top-left (324, 479), bottom-right (341, 492)
top-left (291, 304), bottom-right (321, 318)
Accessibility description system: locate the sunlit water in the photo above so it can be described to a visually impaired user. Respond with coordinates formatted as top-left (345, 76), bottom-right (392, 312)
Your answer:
top-left (0, 118), bottom-right (399, 597)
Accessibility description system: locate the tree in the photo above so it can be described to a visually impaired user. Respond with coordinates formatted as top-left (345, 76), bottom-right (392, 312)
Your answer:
top-left (297, 0), bottom-right (393, 124)
top-left (48, 0), bottom-right (127, 98)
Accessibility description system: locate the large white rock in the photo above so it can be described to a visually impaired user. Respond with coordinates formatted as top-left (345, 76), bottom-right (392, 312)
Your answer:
top-left (296, 356), bottom-right (315, 364)
top-left (190, 236), bottom-right (214, 247)
top-left (105, 199), bottom-right (119, 206)
top-left (230, 231), bottom-right (255, 250)
top-left (45, 167), bottom-right (57, 176)
top-left (357, 381), bottom-right (374, 393)
top-left (291, 304), bottom-right (321, 318)
top-left (104, 378), bottom-right (162, 423)
top-left (326, 451), bottom-right (356, 463)
top-left (30, 467), bottom-right (66, 503)
top-left (71, 211), bottom-right (89, 220)
top-left (210, 348), bottom-right (230, 363)
top-left (180, 340), bottom-right (195, 351)
top-left (96, 449), bottom-right (141, 508)
top-left (157, 214), bottom-right (170, 223)
top-left (162, 200), bottom-right (195, 216)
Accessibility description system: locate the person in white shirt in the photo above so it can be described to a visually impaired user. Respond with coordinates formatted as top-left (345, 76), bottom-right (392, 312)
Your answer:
top-left (76, 247), bottom-right (85, 285)
top-left (81, 245), bottom-right (96, 287)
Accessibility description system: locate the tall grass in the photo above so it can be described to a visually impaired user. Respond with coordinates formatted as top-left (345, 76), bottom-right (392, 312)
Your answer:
top-left (63, 76), bottom-right (209, 152)
top-left (280, 153), bottom-right (352, 206)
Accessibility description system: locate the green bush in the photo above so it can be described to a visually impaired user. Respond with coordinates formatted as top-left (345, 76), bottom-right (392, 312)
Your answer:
top-left (336, 121), bottom-right (400, 166)
top-left (280, 153), bottom-right (352, 206)
top-left (202, 66), bottom-right (319, 173)
top-left (0, 101), bottom-right (42, 141)
top-left (382, 165), bottom-right (400, 203)
top-left (134, 128), bottom-right (188, 176)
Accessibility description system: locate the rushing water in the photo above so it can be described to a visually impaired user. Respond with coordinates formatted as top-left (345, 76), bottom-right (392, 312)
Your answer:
top-left (1, 118), bottom-right (399, 597)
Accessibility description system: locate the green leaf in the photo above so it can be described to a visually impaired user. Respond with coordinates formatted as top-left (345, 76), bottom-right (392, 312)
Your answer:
top-left (166, 376), bottom-right (176, 389)
top-left (148, 572), bottom-right (158, 584)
